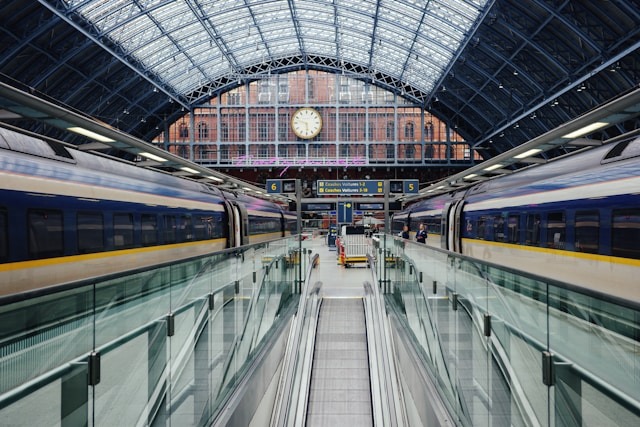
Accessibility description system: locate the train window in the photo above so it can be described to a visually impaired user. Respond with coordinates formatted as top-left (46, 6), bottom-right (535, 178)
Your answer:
top-left (28, 209), bottom-right (64, 259)
top-left (0, 208), bottom-right (7, 261)
top-left (426, 217), bottom-right (441, 234)
top-left (249, 216), bottom-right (280, 235)
top-left (575, 211), bottom-right (599, 254)
top-left (141, 214), bottom-right (158, 246)
top-left (525, 214), bottom-right (541, 246)
top-left (477, 217), bottom-right (487, 239)
top-left (612, 209), bottom-right (640, 259)
top-left (493, 215), bottom-right (506, 242)
top-left (546, 212), bottom-right (566, 249)
top-left (507, 214), bottom-right (519, 244)
top-left (177, 215), bottom-right (193, 242)
top-left (193, 215), bottom-right (211, 240)
top-left (77, 212), bottom-right (104, 254)
top-left (163, 215), bottom-right (177, 244)
top-left (113, 214), bottom-right (134, 249)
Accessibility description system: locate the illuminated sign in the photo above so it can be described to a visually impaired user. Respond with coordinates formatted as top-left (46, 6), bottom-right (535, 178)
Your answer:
top-left (389, 180), bottom-right (419, 194)
top-left (266, 179), bottom-right (296, 194)
top-left (302, 203), bottom-right (336, 211)
top-left (357, 203), bottom-right (384, 210)
top-left (317, 180), bottom-right (384, 195)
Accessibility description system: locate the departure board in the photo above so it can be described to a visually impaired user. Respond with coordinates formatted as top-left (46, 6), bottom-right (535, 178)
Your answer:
top-left (316, 180), bottom-right (384, 195)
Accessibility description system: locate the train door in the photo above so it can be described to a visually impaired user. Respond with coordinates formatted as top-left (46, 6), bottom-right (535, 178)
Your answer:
top-left (443, 199), bottom-right (464, 252)
top-left (223, 201), bottom-right (249, 247)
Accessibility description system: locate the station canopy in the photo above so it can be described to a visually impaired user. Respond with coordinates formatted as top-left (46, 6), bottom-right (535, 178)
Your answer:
top-left (0, 0), bottom-right (639, 159)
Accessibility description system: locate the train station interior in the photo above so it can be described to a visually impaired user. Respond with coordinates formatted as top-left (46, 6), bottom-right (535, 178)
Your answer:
top-left (1, 1), bottom-right (639, 426)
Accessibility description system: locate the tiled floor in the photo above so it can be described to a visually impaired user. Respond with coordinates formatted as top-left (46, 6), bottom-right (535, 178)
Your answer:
top-left (306, 236), bottom-right (373, 298)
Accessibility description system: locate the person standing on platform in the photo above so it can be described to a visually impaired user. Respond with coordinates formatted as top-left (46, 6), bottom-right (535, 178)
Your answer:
top-left (400, 225), bottom-right (409, 239)
top-left (416, 223), bottom-right (427, 243)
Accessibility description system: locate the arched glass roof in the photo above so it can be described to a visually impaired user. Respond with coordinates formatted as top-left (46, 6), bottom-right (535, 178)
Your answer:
top-left (57, 0), bottom-right (489, 104)
top-left (1, 0), bottom-right (639, 160)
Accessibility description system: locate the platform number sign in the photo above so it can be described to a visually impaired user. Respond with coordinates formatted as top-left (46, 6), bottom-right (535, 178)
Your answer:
top-left (390, 180), bottom-right (419, 194)
top-left (266, 179), bottom-right (296, 194)
top-left (404, 180), bottom-right (418, 194)
top-left (266, 179), bottom-right (282, 194)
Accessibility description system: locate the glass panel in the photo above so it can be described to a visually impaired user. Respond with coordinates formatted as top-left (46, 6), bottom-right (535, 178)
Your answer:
top-left (375, 232), bottom-right (640, 427)
top-left (0, 237), bottom-right (303, 426)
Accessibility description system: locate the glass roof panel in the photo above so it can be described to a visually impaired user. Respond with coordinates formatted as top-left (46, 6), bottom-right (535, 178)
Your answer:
top-left (60, 0), bottom-right (489, 100)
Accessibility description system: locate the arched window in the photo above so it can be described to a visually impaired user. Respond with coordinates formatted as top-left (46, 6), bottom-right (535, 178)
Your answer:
top-left (405, 144), bottom-right (415, 159)
top-left (178, 123), bottom-right (189, 138)
top-left (404, 122), bottom-right (414, 140)
top-left (386, 121), bottom-right (395, 141)
top-left (198, 122), bottom-right (209, 140)
top-left (425, 122), bottom-right (434, 141)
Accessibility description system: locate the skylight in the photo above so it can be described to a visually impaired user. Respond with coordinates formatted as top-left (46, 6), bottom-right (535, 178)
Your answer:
top-left (57, 0), bottom-right (489, 103)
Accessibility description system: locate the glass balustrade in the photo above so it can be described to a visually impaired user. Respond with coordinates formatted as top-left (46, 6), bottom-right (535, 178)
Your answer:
top-left (375, 233), bottom-right (640, 427)
top-left (0, 237), bottom-right (304, 426)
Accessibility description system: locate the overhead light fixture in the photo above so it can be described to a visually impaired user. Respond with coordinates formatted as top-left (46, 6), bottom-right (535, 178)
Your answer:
top-left (206, 175), bottom-right (224, 182)
top-left (561, 122), bottom-right (609, 139)
top-left (483, 163), bottom-right (503, 171)
top-left (180, 167), bottom-right (200, 174)
top-left (67, 127), bottom-right (115, 142)
top-left (464, 173), bottom-right (478, 180)
top-left (242, 187), bottom-right (252, 191)
top-left (139, 152), bottom-right (168, 162)
top-left (514, 148), bottom-right (542, 159)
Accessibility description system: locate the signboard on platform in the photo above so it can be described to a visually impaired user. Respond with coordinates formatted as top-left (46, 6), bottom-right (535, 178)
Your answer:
top-left (266, 179), bottom-right (296, 194)
top-left (316, 180), bottom-right (384, 195)
top-left (337, 201), bottom-right (353, 223)
top-left (389, 180), bottom-right (419, 194)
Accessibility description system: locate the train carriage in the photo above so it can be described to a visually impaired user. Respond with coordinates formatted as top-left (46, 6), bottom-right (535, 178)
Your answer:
top-left (0, 127), bottom-right (296, 296)
top-left (393, 135), bottom-right (640, 302)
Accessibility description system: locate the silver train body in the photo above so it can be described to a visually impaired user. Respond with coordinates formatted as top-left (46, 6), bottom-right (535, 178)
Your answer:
top-left (393, 136), bottom-right (640, 302)
top-left (0, 127), bottom-right (296, 297)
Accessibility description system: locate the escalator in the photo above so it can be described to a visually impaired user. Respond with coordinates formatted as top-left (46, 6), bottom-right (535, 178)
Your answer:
top-left (306, 298), bottom-right (373, 425)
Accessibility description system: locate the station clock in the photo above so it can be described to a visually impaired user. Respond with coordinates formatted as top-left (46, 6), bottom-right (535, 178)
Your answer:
top-left (291, 107), bottom-right (322, 139)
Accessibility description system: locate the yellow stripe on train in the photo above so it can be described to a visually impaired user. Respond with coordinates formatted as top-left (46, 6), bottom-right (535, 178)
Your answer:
top-left (460, 238), bottom-right (640, 267)
top-left (0, 238), bottom-right (227, 272)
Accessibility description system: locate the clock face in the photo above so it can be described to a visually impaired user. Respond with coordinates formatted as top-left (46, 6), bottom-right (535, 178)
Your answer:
top-left (291, 107), bottom-right (322, 139)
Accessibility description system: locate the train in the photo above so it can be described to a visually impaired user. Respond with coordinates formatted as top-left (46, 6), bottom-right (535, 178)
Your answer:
top-left (392, 134), bottom-right (640, 302)
top-left (0, 126), bottom-right (297, 297)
